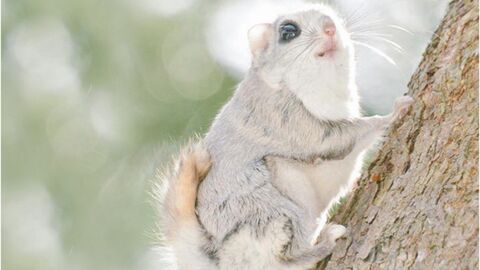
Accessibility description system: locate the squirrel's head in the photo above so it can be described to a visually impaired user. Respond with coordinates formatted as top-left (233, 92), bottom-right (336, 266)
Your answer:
top-left (248, 4), bottom-right (355, 97)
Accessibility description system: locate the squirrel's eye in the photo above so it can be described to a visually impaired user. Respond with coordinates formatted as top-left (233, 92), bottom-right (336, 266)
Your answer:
top-left (279, 23), bottom-right (300, 42)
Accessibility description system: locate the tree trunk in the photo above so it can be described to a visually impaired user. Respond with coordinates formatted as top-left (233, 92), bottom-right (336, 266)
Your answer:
top-left (317, 0), bottom-right (479, 269)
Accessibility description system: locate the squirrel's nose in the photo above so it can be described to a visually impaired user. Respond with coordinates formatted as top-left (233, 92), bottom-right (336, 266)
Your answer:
top-left (322, 17), bottom-right (336, 37)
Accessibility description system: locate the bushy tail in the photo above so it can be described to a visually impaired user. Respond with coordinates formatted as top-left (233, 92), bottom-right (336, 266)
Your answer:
top-left (164, 142), bottom-right (211, 228)
top-left (153, 141), bottom-right (216, 270)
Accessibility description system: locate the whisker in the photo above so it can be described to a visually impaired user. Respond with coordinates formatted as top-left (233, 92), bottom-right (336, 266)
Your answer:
top-left (284, 38), bottom-right (317, 70)
top-left (303, 31), bottom-right (319, 38)
top-left (348, 16), bottom-right (384, 32)
top-left (351, 34), bottom-right (405, 53)
top-left (344, 1), bottom-right (371, 27)
top-left (349, 22), bottom-right (391, 33)
top-left (352, 40), bottom-right (397, 66)
top-left (303, 25), bottom-right (317, 36)
top-left (346, 7), bottom-right (387, 34)
top-left (349, 18), bottom-right (385, 29)
top-left (276, 39), bottom-right (317, 59)
top-left (292, 40), bottom-right (316, 63)
top-left (290, 39), bottom-right (317, 49)
top-left (422, 29), bottom-right (441, 38)
top-left (387, 24), bottom-right (414, 35)
top-left (350, 31), bottom-right (394, 38)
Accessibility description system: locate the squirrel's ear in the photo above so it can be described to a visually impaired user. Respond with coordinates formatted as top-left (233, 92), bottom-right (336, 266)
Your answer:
top-left (248, 23), bottom-right (273, 61)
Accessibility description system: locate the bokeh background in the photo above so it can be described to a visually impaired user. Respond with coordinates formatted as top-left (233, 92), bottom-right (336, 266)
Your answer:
top-left (2, 0), bottom-right (448, 269)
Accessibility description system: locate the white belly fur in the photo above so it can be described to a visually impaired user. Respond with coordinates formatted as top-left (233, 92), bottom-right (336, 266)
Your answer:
top-left (272, 150), bottom-right (366, 221)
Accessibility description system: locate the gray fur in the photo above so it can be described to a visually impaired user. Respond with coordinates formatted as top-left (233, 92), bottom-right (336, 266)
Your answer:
top-left (187, 5), bottom-right (412, 269)
top-left (197, 69), bottom-right (388, 263)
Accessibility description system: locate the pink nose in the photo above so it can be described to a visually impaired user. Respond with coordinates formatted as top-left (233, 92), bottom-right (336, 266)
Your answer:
top-left (323, 18), bottom-right (336, 37)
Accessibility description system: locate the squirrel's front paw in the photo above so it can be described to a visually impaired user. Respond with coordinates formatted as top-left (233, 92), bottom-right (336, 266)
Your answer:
top-left (392, 95), bottom-right (414, 121)
top-left (324, 223), bottom-right (347, 244)
top-left (313, 223), bottom-right (347, 246)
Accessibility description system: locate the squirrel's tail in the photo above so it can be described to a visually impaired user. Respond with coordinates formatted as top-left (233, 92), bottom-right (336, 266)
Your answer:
top-left (153, 141), bottom-right (216, 270)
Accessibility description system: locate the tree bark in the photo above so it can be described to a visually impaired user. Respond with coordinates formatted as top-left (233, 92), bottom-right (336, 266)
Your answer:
top-left (317, 0), bottom-right (479, 269)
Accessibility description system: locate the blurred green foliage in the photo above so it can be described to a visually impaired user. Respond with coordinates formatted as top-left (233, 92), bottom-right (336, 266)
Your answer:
top-left (3, 0), bottom-right (235, 269)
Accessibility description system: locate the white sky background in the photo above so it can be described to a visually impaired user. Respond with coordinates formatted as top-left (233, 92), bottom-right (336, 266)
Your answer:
top-left (206, 0), bottom-right (449, 114)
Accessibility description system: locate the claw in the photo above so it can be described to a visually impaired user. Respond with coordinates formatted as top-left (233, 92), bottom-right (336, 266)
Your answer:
top-left (326, 224), bottom-right (347, 243)
top-left (392, 95), bottom-right (414, 120)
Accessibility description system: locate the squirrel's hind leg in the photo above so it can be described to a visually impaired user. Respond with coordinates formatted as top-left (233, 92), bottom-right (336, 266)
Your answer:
top-left (270, 216), bottom-right (346, 269)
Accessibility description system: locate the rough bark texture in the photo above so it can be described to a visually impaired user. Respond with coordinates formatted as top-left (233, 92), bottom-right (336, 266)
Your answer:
top-left (318, 0), bottom-right (479, 269)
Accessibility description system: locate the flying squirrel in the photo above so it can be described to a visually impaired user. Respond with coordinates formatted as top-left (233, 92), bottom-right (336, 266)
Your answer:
top-left (157, 3), bottom-right (414, 269)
